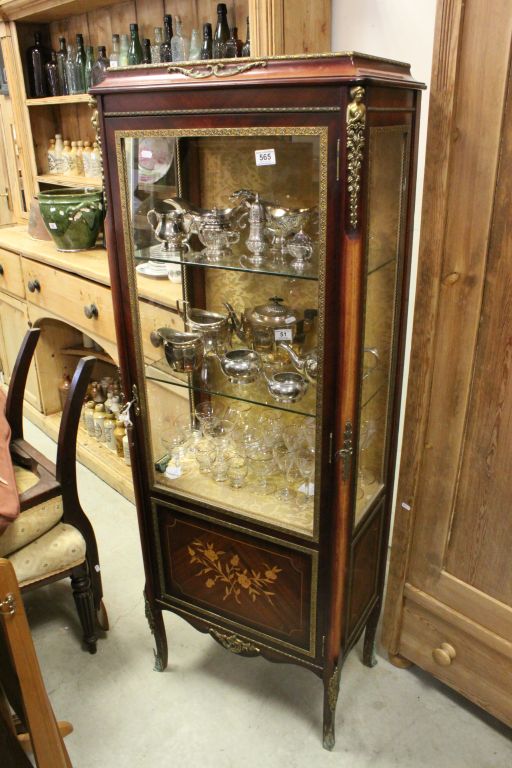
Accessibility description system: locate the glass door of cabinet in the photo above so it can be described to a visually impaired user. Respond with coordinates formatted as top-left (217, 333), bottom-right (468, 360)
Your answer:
top-left (354, 125), bottom-right (411, 526)
top-left (116, 127), bottom-right (328, 539)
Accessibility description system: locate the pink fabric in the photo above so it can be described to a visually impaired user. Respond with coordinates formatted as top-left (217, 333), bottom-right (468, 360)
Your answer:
top-left (0, 390), bottom-right (19, 535)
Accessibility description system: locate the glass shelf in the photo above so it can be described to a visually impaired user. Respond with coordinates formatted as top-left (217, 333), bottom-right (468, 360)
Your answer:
top-left (134, 243), bottom-right (319, 282)
top-left (146, 356), bottom-right (317, 418)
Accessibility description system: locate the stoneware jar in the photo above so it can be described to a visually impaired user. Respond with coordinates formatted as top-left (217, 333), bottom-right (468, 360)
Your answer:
top-left (38, 186), bottom-right (104, 251)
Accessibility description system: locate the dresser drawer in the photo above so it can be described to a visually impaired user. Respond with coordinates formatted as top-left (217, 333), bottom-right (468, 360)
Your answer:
top-left (21, 258), bottom-right (116, 343)
top-left (138, 299), bottom-right (183, 363)
top-left (154, 502), bottom-right (317, 656)
top-left (400, 590), bottom-right (512, 727)
top-left (0, 248), bottom-right (24, 298)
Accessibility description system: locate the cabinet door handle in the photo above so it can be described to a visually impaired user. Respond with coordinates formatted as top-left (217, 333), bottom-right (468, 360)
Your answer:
top-left (84, 303), bottom-right (99, 319)
top-left (432, 642), bottom-right (456, 667)
top-left (0, 265), bottom-right (4, 276)
top-left (27, 279), bottom-right (41, 293)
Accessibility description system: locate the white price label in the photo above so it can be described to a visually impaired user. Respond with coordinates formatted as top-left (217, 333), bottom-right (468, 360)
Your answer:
top-left (274, 328), bottom-right (293, 342)
top-left (255, 148), bottom-right (276, 166)
top-left (48, 222), bottom-right (58, 230)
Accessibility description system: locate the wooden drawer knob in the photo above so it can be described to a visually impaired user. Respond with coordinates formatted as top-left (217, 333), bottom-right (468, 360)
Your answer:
top-left (27, 279), bottom-right (41, 293)
top-left (150, 331), bottom-right (162, 348)
top-left (0, 264), bottom-right (4, 276)
top-left (432, 642), bottom-right (456, 666)
top-left (84, 303), bottom-right (99, 319)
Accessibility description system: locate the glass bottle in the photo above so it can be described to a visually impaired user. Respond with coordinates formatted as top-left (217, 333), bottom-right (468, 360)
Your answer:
top-left (143, 38), bottom-right (151, 64)
top-left (76, 140), bottom-right (84, 175)
top-left (200, 23), bottom-right (213, 60)
top-left (213, 3), bottom-right (230, 59)
top-left (92, 46), bottom-right (110, 85)
top-left (160, 14), bottom-right (173, 63)
top-left (26, 32), bottom-right (46, 98)
top-left (47, 138), bottom-right (57, 174)
top-left (58, 368), bottom-right (71, 409)
top-left (65, 44), bottom-right (82, 95)
top-left (55, 37), bottom-right (68, 95)
top-left (188, 28), bottom-right (201, 60)
top-left (241, 17), bottom-right (251, 57)
top-left (114, 419), bottom-right (126, 457)
top-left (82, 140), bottom-right (92, 176)
top-left (128, 23), bottom-right (143, 65)
top-left (171, 16), bottom-right (188, 62)
top-left (225, 27), bottom-right (238, 58)
top-left (75, 34), bottom-right (87, 92)
top-left (110, 34), bottom-right (120, 68)
top-left (151, 28), bottom-right (163, 64)
top-left (54, 133), bottom-right (64, 174)
top-left (45, 51), bottom-right (60, 95)
top-left (119, 34), bottom-right (129, 67)
top-left (85, 45), bottom-right (94, 90)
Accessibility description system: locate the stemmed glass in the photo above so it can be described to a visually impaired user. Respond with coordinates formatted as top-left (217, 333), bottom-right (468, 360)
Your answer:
top-left (273, 444), bottom-right (296, 501)
top-left (194, 401), bottom-right (223, 437)
top-left (296, 447), bottom-right (315, 506)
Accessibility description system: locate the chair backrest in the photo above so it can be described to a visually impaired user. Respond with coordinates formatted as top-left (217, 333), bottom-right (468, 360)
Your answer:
top-left (0, 558), bottom-right (73, 767)
top-left (5, 328), bottom-right (41, 442)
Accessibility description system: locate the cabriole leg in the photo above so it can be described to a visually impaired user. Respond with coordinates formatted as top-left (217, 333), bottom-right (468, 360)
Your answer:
top-left (322, 664), bottom-right (341, 751)
top-left (144, 589), bottom-right (168, 671)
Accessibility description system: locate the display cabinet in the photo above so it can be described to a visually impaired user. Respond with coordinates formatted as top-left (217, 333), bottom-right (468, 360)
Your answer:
top-left (93, 54), bottom-right (423, 749)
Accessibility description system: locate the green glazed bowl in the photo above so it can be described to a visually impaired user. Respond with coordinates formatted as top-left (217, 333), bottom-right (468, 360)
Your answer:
top-left (38, 187), bottom-right (105, 252)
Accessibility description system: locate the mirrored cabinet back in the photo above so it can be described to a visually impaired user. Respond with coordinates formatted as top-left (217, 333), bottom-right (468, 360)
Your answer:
top-left (92, 54), bottom-right (424, 749)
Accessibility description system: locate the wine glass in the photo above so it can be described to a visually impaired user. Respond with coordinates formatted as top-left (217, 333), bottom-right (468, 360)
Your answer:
top-left (209, 418), bottom-right (235, 448)
top-left (273, 444), bottom-right (296, 501)
top-left (296, 446), bottom-right (315, 506)
top-left (194, 401), bottom-right (223, 437)
top-left (358, 419), bottom-right (377, 499)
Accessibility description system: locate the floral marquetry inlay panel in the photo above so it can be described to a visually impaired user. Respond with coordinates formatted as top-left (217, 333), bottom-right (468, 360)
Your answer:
top-left (156, 507), bottom-right (317, 654)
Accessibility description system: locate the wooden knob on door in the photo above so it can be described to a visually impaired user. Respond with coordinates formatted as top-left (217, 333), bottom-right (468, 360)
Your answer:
top-left (27, 279), bottom-right (41, 293)
top-left (0, 265), bottom-right (4, 276)
top-left (150, 331), bottom-right (162, 348)
top-left (432, 642), bottom-right (456, 666)
top-left (84, 303), bottom-right (98, 319)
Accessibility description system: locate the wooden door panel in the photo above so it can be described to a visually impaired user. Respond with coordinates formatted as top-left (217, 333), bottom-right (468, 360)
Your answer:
top-left (444, 59), bottom-right (512, 604)
top-left (407, 5), bottom-right (512, 596)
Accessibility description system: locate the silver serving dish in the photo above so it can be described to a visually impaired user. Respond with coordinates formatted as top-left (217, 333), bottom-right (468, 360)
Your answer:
top-left (217, 348), bottom-right (261, 384)
top-left (263, 370), bottom-right (309, 403)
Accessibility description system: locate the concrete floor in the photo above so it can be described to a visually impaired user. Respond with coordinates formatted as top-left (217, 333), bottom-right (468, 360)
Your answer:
top-left (21, 421), bottom-right (512, 768)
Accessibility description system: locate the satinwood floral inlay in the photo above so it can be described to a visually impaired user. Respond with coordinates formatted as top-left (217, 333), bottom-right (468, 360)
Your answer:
top-left (188, 539), bottom-right (282, 605)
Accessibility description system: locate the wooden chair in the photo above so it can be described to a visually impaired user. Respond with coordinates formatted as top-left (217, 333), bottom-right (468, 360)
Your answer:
top-left (0, 327), bottom-right (108, 653)
top-left (0, 558), bottom-right (73, 767)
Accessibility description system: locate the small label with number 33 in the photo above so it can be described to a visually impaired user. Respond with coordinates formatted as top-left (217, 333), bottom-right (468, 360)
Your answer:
top-left (255, 149), bottom-right (276, 166)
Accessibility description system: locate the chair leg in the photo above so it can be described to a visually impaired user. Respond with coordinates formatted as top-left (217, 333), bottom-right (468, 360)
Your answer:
top-left (71, 563), bottom-right (98, 654)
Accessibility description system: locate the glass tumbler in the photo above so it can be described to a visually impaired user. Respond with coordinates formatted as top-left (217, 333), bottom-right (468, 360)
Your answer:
top-left (227, 456), bottom-right (248, 489)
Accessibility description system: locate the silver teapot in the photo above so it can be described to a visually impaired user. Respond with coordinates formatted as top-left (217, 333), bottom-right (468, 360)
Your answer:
top-left (165, 197), bottom-right (248, 261)
top-left (224, 296), bottom-right (307, 352)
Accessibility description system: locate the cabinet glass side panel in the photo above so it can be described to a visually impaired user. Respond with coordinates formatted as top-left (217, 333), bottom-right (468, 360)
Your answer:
top-left (117, 129), bottom-right (327, 538)
top-left (354, 126), bottom-right (410, 526)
